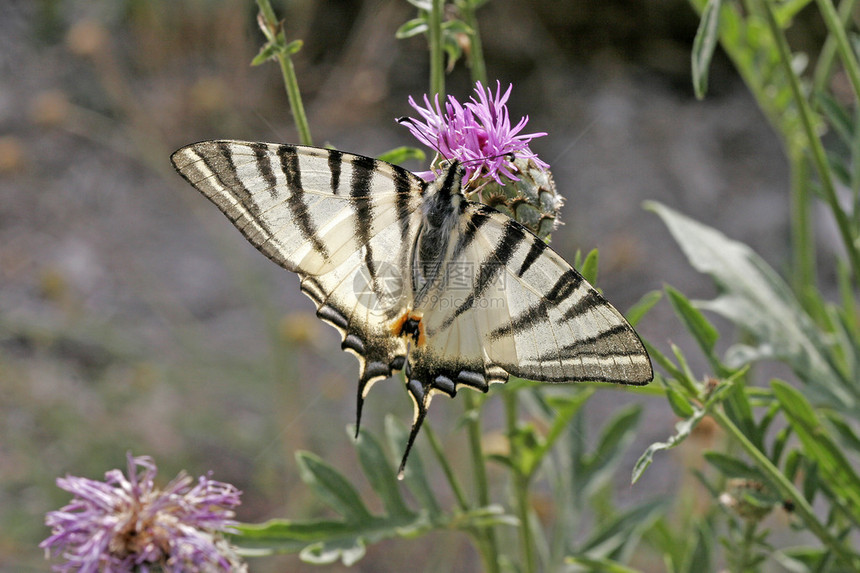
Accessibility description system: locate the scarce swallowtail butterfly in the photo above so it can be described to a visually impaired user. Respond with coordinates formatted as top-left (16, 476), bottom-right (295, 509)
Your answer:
top-left (171, 141), bottom-right (653, 475)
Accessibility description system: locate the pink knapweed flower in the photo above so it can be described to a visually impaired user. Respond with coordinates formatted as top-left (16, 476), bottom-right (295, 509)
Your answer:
top-left (41, 454), bottom-right (245, 572)
top-left (401, 80), bottom-right (549, 185)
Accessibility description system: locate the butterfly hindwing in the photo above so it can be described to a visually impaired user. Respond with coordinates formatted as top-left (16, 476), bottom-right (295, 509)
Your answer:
top-left (409, 202), bottom-right (652, 400)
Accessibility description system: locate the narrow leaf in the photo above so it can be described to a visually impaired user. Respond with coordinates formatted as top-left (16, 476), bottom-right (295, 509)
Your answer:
top-left (626, 289), bottom-right (662, 326)
top-left (352, 427), bottom-right (413, 519)
top-left (376, 146), bottom-right (426, 165)
top-left (771, 380), bottom-right (860, 519)
top-left (384, 415), bottom-right (441, 517)
top-left (665, 285), bottom-right (722, 373)
top-left (296, 452), bottom-right (372, 523)
top-left (692, 0), bottom-right (722, 99)
top-left (580, 249), bottom-right (599, 286)
top-left (632, 407), bottom-right (707, 484)
top-left (395, 18), bottom-right (428, 39)
top-left (665, 385), bottom-right (696, 418)
top-left (564, 556), bottom-right (641, 573)
top-left (647, 201), bottom-right (855, 414)
top-left (703, 451), bottom-right (760, 479)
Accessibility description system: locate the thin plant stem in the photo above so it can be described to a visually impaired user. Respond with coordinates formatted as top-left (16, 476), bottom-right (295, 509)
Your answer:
top-left (277, 55), bottom-right (313, 146)
top-left (423, 423), bottom-right (469, 511)
top-left (504, 392), bottom-right (537, 573)
top-left (428, 0), bottom-right (445, 97)
top-left (711, 407), bottom-right (860, 569)
top-left (788, 151), bottom-right (816, 297)
top-left (755, 0), bottom-right (860, 285)
top-left (812, 0), bottom-right (858, 93)
top-left (459, 0), bottom-right (487, 85)
top-left (256, 0), bottom-right (313, 145)
top-left (462, 391), bottom-right (500, 573)
top-left (814, 0), bottom-right (860, 100)
top-left (256, 0), bottom-right (276, 23)
top-left (735, 520), bottom-right (757, 573)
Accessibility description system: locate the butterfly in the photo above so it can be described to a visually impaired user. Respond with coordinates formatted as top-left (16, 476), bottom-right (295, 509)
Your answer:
top-left (171, 140), bottom-right (653, 475)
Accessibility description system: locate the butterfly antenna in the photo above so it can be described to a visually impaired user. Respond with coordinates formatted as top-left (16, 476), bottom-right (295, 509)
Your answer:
top-left (396, 116), bottom-right (444, 165)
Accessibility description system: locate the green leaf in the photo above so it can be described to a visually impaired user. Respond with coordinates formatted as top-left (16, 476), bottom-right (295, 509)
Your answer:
top-left (632, 407), bottom-right (707, 484)
top-left (681, 520), bottom-right (714, 573)
top-left (576, 499), bottom-right (665, 559)
top-left (376, 146), bottom-right (426, 165)
top-left (579, 249), bottom-right (600, 285)
top-left (297, 452), bottom-right (372, 523)
top-left (703, 452), bottom-right (760, 479)
top-left (579, 405), bottom-right (643, 495)
top-left (523, 390), bottom-right (594, 479)
top-left (816, 91), bottom-right (854, 146)
top-left (384, 415), bottom-right (441, 517)
top-left (251, 43), bottom-right (280, 66)
top-left (646, 201), bottom-right (855, 414)
top-left (643, 340), bottom-right (685, 383)
top-left (771, 380), bottom-right (860, 520)
top-left (824, 411), bottom-right (860, 453)
top-left (405, 0), bottom-right (432, 10)
top-left (722, 381), bottom-right (759, 449)
top-left (665, 285), bottom-right (723, 374)
top-left (692, 0), bottom-right (722, 99)
top-left (284, 39), bottom-right (303, 55)
top-left (234, 418), bottom-right (512, 565)
top-left (352, 427), bottom-right (413, 520)
top-left (665, 385), bottom-right (696, 418)
top-left (564, 556), bottom-right (641, 573)
top-left (395, 18), bottom-right (428, 39)
top-left (625, 289), bottom-right (662, 327)
top-left (441, 19), bottom-right (473, 35)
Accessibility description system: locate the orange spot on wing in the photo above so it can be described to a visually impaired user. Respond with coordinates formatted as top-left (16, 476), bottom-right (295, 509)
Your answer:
top-left (390, 311), bottom-right (426, 347)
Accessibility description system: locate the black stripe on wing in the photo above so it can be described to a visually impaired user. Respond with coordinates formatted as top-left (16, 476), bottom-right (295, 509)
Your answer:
top-left (516, 235), bottom-right (548, 277)
top-left (489, 268), bottom-right (584, 339)
top-left (183, 143), bottom-right (287, 268)
top-left (441, 220), bottom-right (526, 330)
top-left (328, 149), bottom-right (343, 195)
top-left (277, 144), bottom-right (332, 261)
top-left (250, 142), bottom-right (279, 199)
top-left (350, 155), bottom-right (379, 284)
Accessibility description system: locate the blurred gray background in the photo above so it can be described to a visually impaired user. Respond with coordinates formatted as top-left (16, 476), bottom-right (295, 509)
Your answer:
top-left (1, 0), bottom-right (808, 570)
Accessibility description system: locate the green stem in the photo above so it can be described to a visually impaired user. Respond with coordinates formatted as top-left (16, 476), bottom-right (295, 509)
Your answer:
top-left (424, 423), bottom-right (469, 511)
top-left (255, 0), bottom-right (313, 145)
top-left (711, 407), bottom-right (859, 569)
top-left (462, 391), bottom-right (500, 573)
top-left (504, 392), bottom-right (537, 573)
top-left (755, 0), bottom-right (860, 285)
top-left (812, 0), bottom-right (858, 93)
top-left (814, 0), bottom-right (860, 99)
top-left (735, 520), bottom-right (757, 573)
top-left (459, 0), bottom-right (487, 85)
top-left (788, 150), bottom-right (816, 297)
top-left (255, 0), bottom-right (277, 24)
top-left (428, 0), bottom-right (445, 97)
top-left (278, 54), bottom-right (313, 146)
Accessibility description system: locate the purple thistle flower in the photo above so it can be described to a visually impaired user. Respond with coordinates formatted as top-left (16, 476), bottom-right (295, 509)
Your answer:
top-left (41, 454), bottom-right (245, 573)
top-left (401, 80), bottom-right (549, 186)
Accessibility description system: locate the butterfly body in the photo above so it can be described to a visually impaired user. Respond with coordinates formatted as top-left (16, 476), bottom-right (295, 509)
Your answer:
top-left (172, 140), bottom-right (652, 474)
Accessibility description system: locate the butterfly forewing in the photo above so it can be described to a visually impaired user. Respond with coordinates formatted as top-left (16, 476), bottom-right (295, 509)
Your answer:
top-left (171, 140), bottom-right (426, 409)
